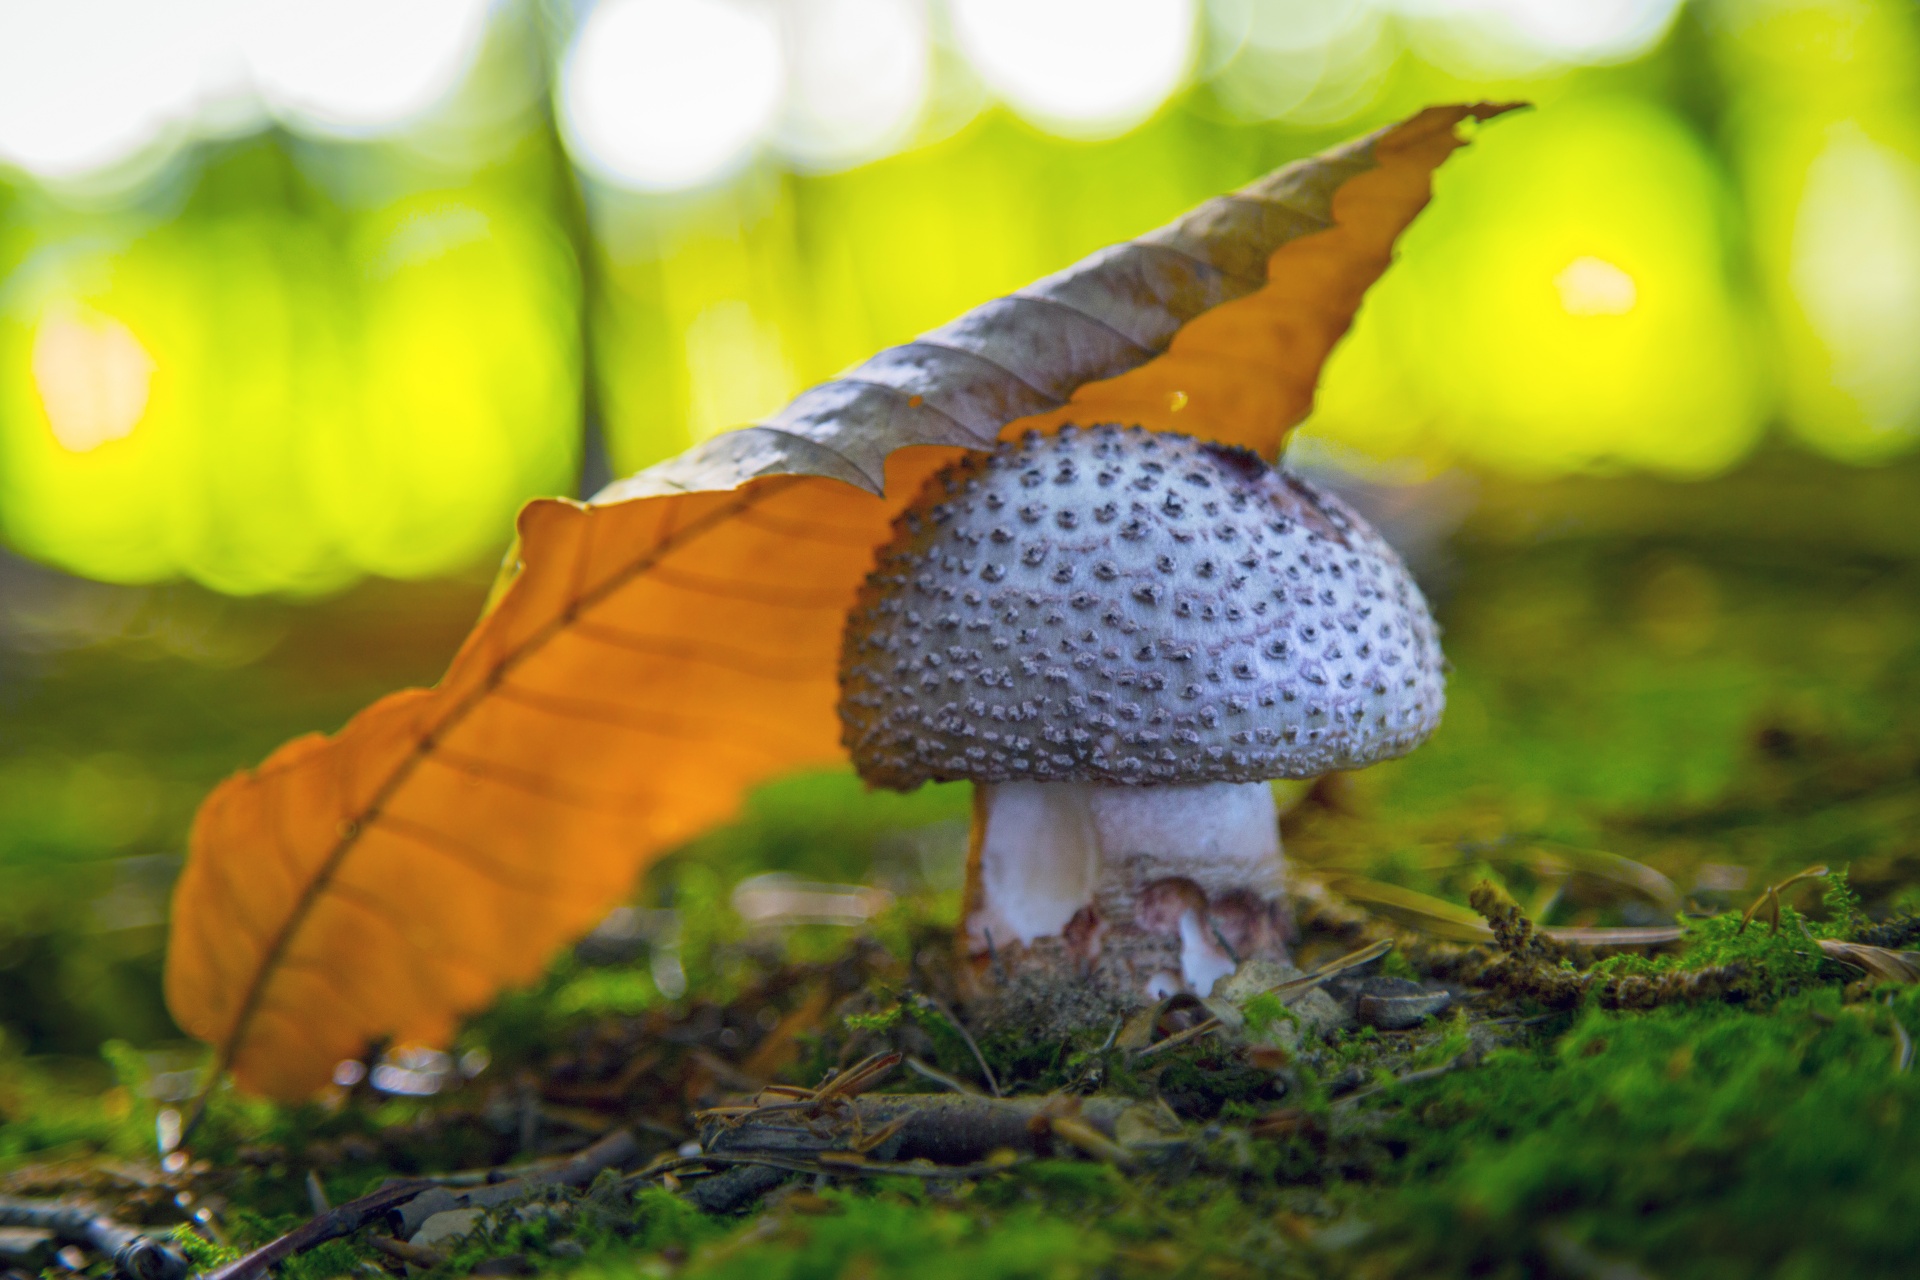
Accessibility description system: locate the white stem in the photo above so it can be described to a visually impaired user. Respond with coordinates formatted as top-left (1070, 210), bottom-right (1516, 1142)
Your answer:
top-left (965, 780), bottom-right (1283, 1001)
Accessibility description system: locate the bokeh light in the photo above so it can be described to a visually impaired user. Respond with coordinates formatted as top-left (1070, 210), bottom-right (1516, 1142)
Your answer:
top-left (2, 0), bottom-right (1920, 599)
top-left (0, 197), bottom-right (577, 593)
top-left (241, 0), bottom-right (495, 137)
top-left (561, 0), bottom-right (786, 191)
top-left (0, 1), bottom-right (217, 179)
top-left (1782, 126), bottom-right (1920, 460)
top-left (949, 0), bottom-right (1196, 136)
top-left (1302, 98), bottom-right (1765, 478)
top-left (0, 0), bottom-right (496, 182)
top-left (30, 308), bottom-right (156, 454)
top-left (1205, 0), bottom-right (1397, 125)
top-left (774, 0), bottom-right (931, 171)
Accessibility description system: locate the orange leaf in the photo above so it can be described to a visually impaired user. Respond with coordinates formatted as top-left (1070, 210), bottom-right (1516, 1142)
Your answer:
top-left (166, 103), bottom-right (1516, 1100)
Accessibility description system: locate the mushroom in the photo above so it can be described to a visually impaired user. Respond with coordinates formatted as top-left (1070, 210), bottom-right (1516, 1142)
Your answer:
top-left (839, 425), bottom-right (1446, 1025)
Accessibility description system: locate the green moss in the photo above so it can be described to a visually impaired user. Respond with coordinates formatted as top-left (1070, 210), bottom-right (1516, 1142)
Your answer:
top-left (1365, 995), bottom-right (1920, 1278)
top-left (1593, 910), bottom-right (1830, 1004)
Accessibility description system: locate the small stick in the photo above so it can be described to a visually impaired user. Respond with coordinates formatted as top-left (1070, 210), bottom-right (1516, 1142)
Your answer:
top-left (1334, 1054), bottom-right (1471, 1107)
top-left (1132, 1017), bottom-right (1222, 1061)
top-left (810, 1052), bottom-right (901, 1103)
top-left (653, 1151), bottom-right (1022, 1181)
top-left (391, 1127), bottom-right (641, 1239)
top-left (304, 1171), bottom-right (330, 1215)
top-left (206, 1180), bottom-right (435, 1280)
top-left (0, 1199), bottom-right (191, 1280)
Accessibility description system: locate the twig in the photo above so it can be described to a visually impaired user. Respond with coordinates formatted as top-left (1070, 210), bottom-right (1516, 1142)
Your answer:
top-left (0, 1199), bottom-right (190, 1280)
top-left (916, 997), bottom-right (1000, 1098)
top-left (656, 1151), bottom-right (1023, 1181)
top-left (392, 1127), bottom-right (640, 1239)
top-left (1334, 1055), bottom-right (1471, 1108)
top-left (811, 1052), bottom-right (901, 1103)
top-left (1134, 939), bottom-right (1396, 1062)
top-left (1270, 938), bottom-right (1393, 999)
top-left (206, 1180), bottom-right (435, 1280)
top-left (1132, 1017), bottom-right (1222, 1061)
top-left (1894, 1019), bottom-right (1914, 1075)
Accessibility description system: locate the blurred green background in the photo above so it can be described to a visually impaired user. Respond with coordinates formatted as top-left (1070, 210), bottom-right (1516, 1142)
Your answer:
top-left (1, 0), bottom-right (1918, 1070)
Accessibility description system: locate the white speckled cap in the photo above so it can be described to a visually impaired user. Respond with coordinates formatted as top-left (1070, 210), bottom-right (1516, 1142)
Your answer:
top-left (839, 426), bottom-right (1446, 789)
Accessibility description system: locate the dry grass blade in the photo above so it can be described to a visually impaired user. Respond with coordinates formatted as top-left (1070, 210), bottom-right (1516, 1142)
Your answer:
top-left (1321, 875), bottom-right (1495, 943)
top-left (1276, 937), bottom-right (1394, 993)
top-left (1541, 925), bottom-right (1687, 947)
top-left (1047, 1116), bottom-right (1136, 1167)
top-left (1816, 940), bottom-right (1920, 985)
top-left (1328, 877), bottom-right (1683, 949)
top-left (165, 104), bottom-right (1518, 1101)
top-left (1528, 844), bottom-right (1680, 911)
top-left (1740, 865), bottom-right (1829, 935)
top-left (914, 995), bottom-right (1000, 1097)
top-left (810, 1052), bottom-right (902, 1102)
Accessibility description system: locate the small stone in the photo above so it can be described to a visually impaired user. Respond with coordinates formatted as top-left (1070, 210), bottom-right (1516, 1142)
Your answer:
top-left (1217, 959), bottom-right (1353, 1036)
top-left (1354, 978), bottom-right (1451, 1030)
top-left (0, 1228), bottom-right (55, 1269)
top-left (411, 1208), bottom-right (484, 1250)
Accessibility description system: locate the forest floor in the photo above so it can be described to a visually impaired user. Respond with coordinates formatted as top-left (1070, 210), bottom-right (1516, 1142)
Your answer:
top-left (2, 448), bottom-right (1919, 1279)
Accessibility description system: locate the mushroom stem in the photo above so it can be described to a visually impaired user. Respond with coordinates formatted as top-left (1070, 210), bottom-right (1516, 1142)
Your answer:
top-left (960, 780), bottom-right (1287, 1021)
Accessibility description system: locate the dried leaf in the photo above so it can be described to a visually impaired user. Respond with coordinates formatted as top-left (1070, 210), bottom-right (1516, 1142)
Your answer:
top-left (166, 103), bottom-right (1517, 1100)
top-left (1817, 940), bottom-right (1920, 985)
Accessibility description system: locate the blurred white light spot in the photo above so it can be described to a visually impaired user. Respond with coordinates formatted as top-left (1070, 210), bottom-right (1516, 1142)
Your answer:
top-left (562, 0), bottom-right (785, 191)
top-left (731, 873), bottom-right (895, 927)
top-left (651, 944), bottom-right (689, 999)
top-left (0, 0), bottom-right (215, 178)
top-left (684, 300), bottom-right (796, 439)
top-left (332, 1059), bottom-right (368, 1087)
top-left (1384, 0), bottom-right (1680, 72)
top-left (155, 1108), bottom-right (183, 1156)
top-left (1555, 256), bottom-right (1638, 316)
top-left (241, 0), bottom-right (493, 136)
top-left (1494, 0), bottom-right (1681, 61)
top-left (31, 308), bottom-right (156, 453)
top-left (776, 0), bottom-right (929, 170)
top-left (950, 0), bottom-right (1195, 136)
top-left (1790, 126), bottom-right (1920, 446)
top-left (1206, 0), bottom-right (1393, 126)
top-left (369, 1046), bottom-right (454, 1096)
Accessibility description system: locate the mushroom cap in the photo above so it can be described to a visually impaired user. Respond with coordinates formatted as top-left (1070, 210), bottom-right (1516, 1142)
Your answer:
top-left (838, 426), bottom-right (1445, 789)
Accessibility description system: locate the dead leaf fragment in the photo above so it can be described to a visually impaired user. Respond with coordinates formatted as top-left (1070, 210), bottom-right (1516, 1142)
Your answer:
top-left (165, 104), bottom-right (1517, 1100)
top-left (1817, 940), bottom-right (1920, 985)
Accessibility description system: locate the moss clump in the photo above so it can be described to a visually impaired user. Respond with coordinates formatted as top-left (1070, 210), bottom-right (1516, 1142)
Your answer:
top-left (1364, 993), bottom-right (1920, 1279)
